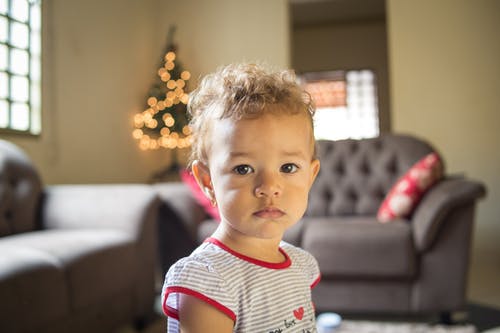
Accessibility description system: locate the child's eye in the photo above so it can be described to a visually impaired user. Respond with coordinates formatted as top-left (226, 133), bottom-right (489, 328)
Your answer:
top-left (233, 165), bottom-right (254, 175)
top-left (281, 163), bottom-right (299, 174)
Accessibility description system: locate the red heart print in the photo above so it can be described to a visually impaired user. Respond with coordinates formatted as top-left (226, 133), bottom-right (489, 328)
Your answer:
top-left (293, 307), bottom-right (304, 320)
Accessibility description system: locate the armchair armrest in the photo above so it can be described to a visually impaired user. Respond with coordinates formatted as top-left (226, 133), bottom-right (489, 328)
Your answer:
top-left (153, 182), bottom-right (208, 239)
top-left (153, 182), bottom-right (209, 274)
top-left (40, 184), bottom-right (160, 240)
top-left (411, 177), bottom-right (486, 252)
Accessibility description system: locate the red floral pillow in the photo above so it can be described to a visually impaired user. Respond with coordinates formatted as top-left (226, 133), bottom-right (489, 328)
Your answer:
top-left (180, 169), bottom-right (221, 221)
top-left (377, 152), bottom-right (443, 223)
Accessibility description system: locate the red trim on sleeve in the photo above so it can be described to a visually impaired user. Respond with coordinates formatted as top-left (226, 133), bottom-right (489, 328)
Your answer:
top-left (164, 304), bottom-right (179, 320)
top-left (163, 286), bottom-right (237, 322)
top-left (205, 237), bottom-right (291, 269)
top-left (311, 273), bottom-right (321, 289)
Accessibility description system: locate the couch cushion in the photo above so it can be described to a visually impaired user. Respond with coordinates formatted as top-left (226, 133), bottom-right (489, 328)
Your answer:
top-left (1, 229), bottom-right (137, 310)
top-left (0, 244), bottom-right (69, 333)
top-left (377, 152), bottom-right (443, 223)
top-left (302, 217), bottom-right (416, 278)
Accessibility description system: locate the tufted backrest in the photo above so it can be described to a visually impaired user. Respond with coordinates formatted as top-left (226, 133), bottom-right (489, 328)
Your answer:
top-left (307, 134), bottom-right (438, 217)
top-left (0, 140), bottom-right (42, 237)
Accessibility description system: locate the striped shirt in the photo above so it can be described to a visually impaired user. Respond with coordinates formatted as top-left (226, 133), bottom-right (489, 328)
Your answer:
top-left (162, 238), bottom-right (321, 333)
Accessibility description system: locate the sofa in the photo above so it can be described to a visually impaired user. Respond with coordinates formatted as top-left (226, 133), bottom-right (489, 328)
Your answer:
top-left (0, 139), bottom-right (160, 333)
top-left (155, 134), bottom-right (486, 320)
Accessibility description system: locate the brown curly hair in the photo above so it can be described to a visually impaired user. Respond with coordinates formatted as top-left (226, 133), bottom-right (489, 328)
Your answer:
top-left (188, 63), bottom-right (316, 165)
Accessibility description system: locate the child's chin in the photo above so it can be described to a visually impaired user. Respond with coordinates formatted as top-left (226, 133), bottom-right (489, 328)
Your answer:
top-left (253, 224), bottom-right (288, 239)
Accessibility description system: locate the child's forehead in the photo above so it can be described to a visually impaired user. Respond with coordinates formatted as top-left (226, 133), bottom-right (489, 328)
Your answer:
top-left (214, 103), bottom-right (310, 124)
top-left (216, 110), bottom-right (310, 132)
top-left (201, 105), bottom-right (316, 161)
top-left (210, 112), bottom-right (313, 149)
top-left (205, 119), bottom-right (315, 167)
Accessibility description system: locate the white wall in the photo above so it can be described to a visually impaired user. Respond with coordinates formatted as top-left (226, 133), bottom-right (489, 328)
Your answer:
top-left (387, 0), bottom-right (500, 307)
top-left (3, 0), bottom-right (168, 184)
top-left (156, 0), bottom-right (290, 81)
top-left (1, 0), bottom-right (290, 184)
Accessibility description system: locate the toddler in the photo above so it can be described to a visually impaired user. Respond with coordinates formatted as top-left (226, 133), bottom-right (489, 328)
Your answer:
top-left (162, 63), bottom-right (321, 333)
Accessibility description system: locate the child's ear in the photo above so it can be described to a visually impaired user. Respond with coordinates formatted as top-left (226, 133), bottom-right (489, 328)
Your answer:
top-left (310, 159), bottom-right (321, 185)
top-left (191, 160), bottom-right (213, 193)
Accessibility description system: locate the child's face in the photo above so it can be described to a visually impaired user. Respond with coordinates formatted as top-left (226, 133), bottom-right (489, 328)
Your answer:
top-left (193, 109), bottom-right (320, 242)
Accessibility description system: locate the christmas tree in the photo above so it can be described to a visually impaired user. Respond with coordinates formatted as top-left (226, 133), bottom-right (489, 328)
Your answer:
top-left (132, 26), bottom-right (192, 152)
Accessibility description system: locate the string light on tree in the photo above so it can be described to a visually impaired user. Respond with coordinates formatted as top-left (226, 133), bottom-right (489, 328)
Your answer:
top-left (132, 27), bottom-right (192, 151)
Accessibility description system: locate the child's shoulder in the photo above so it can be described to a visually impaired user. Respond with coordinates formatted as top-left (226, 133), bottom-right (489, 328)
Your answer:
top-left (280, 241), bottom-right (312, 257)
top-left (162, 243), bottom-right (236, 310)
top-left (166, 242), bottom-right (231, 277)
top-left (280, 241), bottom-right (318, 268)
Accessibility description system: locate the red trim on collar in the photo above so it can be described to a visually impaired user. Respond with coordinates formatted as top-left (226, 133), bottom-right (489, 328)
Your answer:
top-left (205, 237), bottom-right (292, 269)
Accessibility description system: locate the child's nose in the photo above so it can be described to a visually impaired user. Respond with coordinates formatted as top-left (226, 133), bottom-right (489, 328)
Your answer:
top-left (254, 172), bottom-right (282, 198)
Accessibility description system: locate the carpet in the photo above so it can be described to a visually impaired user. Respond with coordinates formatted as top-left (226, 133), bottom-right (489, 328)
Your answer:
top-left (333, 320), bottom-right (476, 333)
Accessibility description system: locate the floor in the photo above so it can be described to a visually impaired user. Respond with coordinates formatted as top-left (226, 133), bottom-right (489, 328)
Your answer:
top-left (466, 303), bottom-right (500, 332)
top-left (468, 226), bottom-right (500, 309)
top-left (115, 298), bottom-right (500, 333)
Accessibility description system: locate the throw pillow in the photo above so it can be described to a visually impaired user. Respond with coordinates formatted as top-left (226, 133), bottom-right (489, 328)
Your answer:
top-left (180, 169), bottom-right (221, 221)
top-left (377, 152), bottom-right (443, 223)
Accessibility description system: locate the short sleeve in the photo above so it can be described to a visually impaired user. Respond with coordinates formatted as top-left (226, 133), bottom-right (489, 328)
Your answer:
top-left (161, 256), bottom-right (237, 322)
top-left (281, 242), bottom-right (321, 289)
top-left (307, 252), bottom-right (321, 288)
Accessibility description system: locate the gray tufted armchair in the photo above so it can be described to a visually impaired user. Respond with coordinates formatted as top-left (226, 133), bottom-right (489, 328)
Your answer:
top-left (154, 134), bottom-right (486, 321)
top-left (0, 139), bottom-right (159, 333)
top-left (302, 135), bottom-right (486, 320)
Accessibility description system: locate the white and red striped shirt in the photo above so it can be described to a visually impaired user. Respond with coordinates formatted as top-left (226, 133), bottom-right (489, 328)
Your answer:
top-left (162, 238), bottom-right (321, 333)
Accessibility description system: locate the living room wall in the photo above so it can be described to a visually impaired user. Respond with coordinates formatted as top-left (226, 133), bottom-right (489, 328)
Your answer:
top-left (2, 0), bottom-right (164, 184)
top-left (155, 0), bottom-right (290, 82)
top-left (2, 0), bottom-right (289, 184)
top-left (387, 0), bottom-right (500, 306)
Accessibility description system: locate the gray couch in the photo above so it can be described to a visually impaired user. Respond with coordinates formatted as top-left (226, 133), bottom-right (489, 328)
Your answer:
top-left (0, 140), bottom-right (160, 333)
top-left (155, 134), bottom-right (486, 320)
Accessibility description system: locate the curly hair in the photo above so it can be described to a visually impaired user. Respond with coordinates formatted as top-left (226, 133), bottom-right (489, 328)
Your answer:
top-left (187, 63), bottom-right (316, 165)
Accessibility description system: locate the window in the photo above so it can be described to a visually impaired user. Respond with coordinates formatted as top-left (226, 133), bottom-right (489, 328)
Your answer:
top-left (300, 69), bottom-right (379, 141)
top-left (0, 0), bottom-right (41, 134)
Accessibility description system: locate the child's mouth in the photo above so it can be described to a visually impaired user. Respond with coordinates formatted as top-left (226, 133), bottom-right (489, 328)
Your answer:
top-left (253, 207), bottom-right (285, 219)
